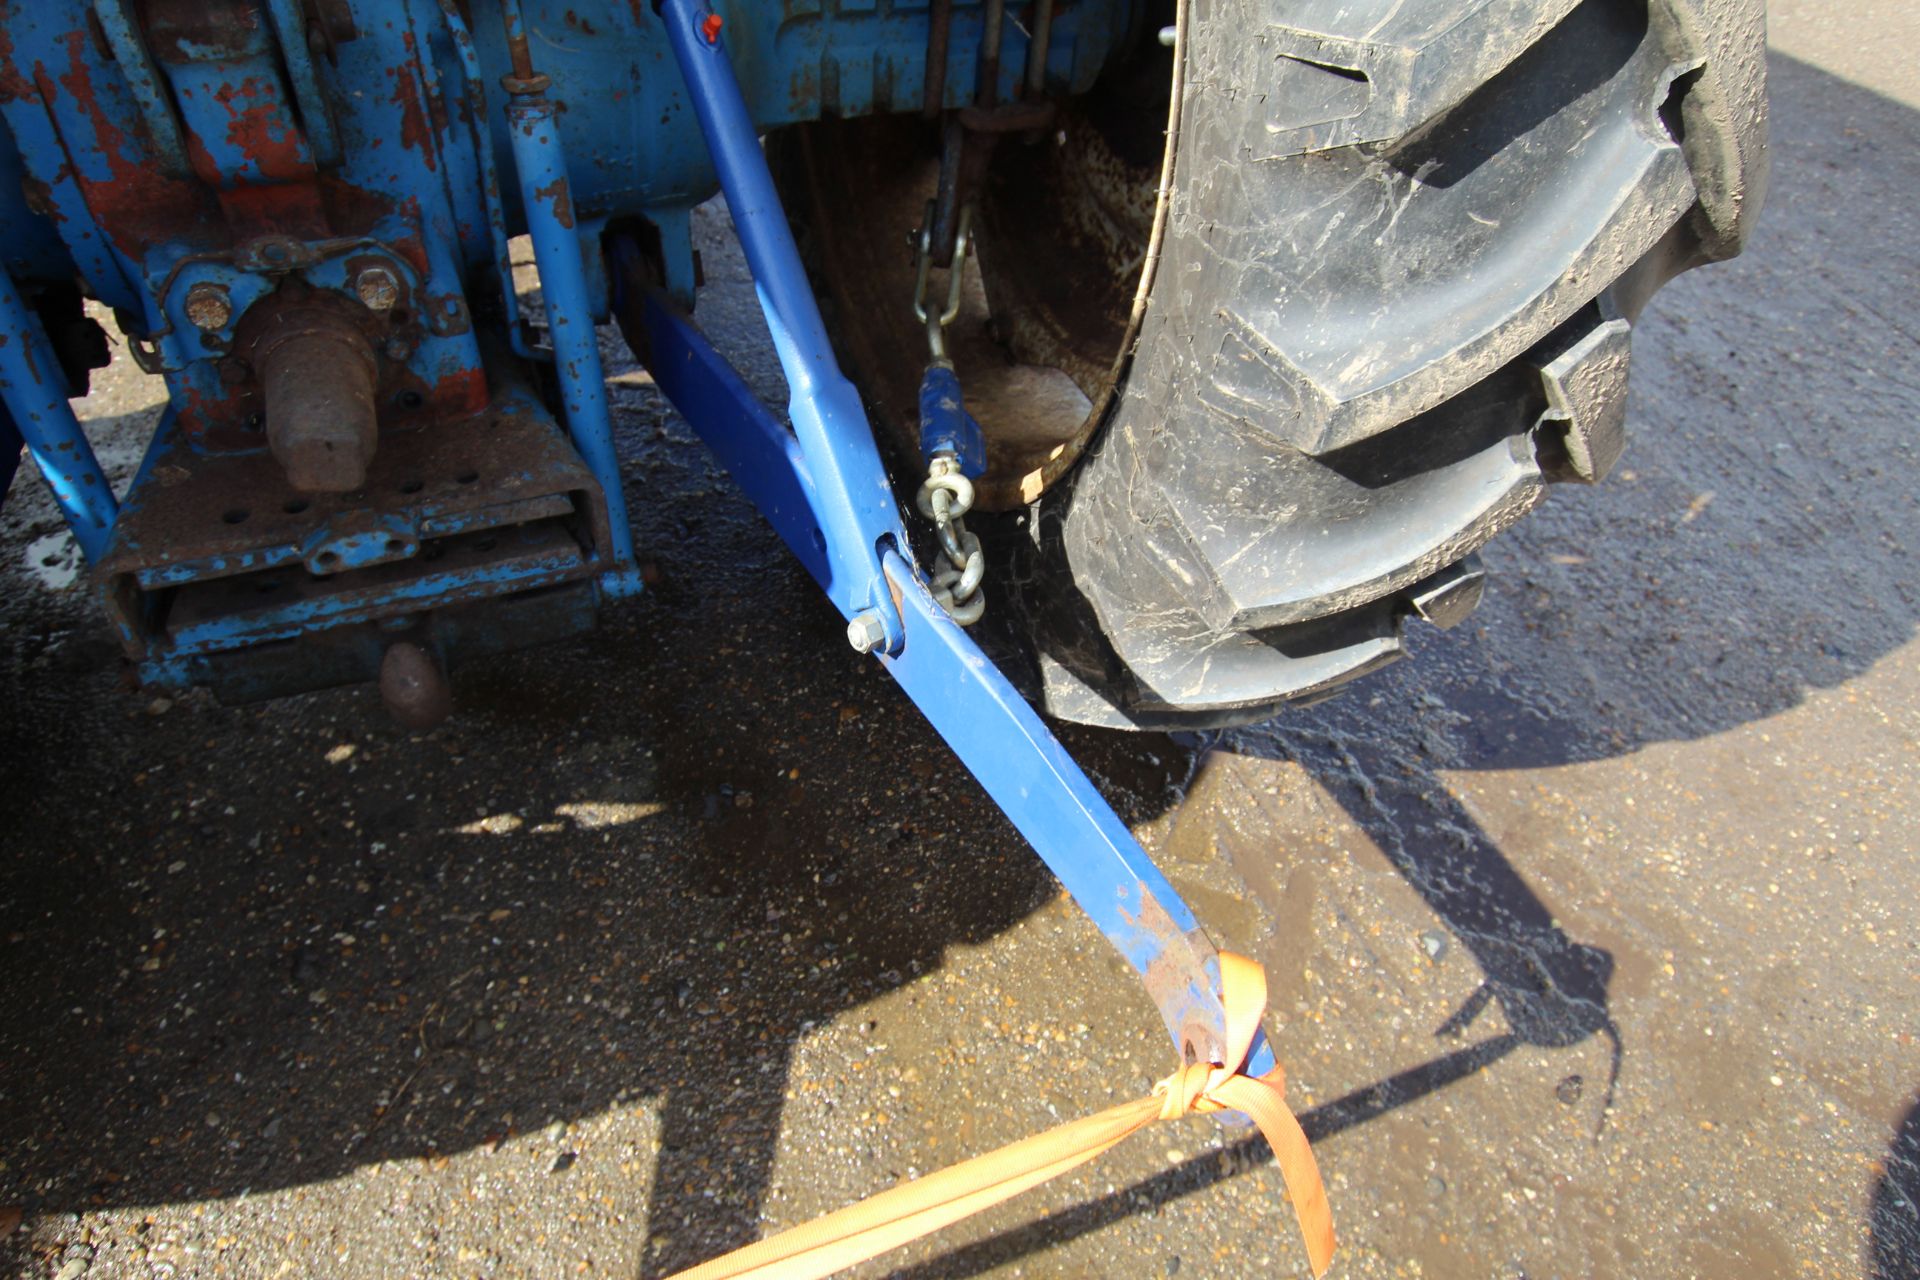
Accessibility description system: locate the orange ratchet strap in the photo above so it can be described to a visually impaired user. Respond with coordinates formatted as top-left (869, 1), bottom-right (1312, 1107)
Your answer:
top-left (665, 952), bottom-right (1335, 1280)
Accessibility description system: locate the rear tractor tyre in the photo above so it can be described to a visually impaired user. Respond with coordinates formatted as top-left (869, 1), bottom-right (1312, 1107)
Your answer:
top-left (770, 0), bottom-right (1768, 729)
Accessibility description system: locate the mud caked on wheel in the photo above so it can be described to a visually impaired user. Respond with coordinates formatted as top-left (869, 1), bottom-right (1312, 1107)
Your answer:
top-left (770, 0), bottom-right (1768, 729)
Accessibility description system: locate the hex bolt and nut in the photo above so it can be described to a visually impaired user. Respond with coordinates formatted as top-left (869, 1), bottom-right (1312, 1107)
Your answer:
top-left (353, 265), bottom-right (401, 312)
top-left (183, 282), bottom-right (232, 331)
top-left (846, 610), bottom-right (888, 654)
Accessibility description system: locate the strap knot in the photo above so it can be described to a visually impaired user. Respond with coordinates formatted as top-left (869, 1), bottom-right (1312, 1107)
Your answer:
top-left (1153, 1060), bottom-right (1241, 1121)
top-left (665, 952), bottom-right (1335, 1280)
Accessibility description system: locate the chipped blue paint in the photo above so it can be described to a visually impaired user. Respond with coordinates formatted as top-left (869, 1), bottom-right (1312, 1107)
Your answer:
top-left (503, 91), bottom-right (643, 596)
top-left (0, 0), bottom-right (1120, 692)
top-left (164, 542), bottom-right (586, 653)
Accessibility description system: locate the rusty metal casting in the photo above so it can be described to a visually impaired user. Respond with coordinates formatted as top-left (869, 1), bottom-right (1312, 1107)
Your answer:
top-left (379, 640), bottom-right (455, 729)
top-left (243, 294), bottom-right (381, 492)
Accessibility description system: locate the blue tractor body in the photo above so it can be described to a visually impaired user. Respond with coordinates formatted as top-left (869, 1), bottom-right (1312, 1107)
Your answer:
top-left (0, 0), bottom-right (1122, 697)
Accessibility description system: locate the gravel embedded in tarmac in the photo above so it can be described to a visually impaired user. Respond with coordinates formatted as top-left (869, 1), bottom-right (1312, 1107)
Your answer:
top-left (3, 23), bottom-right (1918, 1280)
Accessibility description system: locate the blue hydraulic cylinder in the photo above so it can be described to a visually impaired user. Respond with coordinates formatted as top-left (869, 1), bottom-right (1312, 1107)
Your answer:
top-left (918, 364), bottom-right (987, 477)
top-left (659, 0), bottom-right (908, 646)
top-left (504, 95), bottom-right (642, 597)
top-left (0, 269), bottom-right (117, 562)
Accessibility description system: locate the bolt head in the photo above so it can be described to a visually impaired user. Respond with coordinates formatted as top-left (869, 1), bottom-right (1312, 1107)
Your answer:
top-left (354, 265), bottom-right (401, 312)
top-left (183, 282), bottom-right (232, 332)
top-left (846, 611), bottom-right (887, 654)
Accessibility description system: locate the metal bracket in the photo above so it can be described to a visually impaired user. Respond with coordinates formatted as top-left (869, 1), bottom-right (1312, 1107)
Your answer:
top-left (496, 12), bottom-right (643, 601)
top-left (0, 268), bottom-right (118, 562)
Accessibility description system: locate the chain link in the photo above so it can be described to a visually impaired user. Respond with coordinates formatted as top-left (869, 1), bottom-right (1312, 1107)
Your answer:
top-left (917, 456), bottom-right (986, 624)
top-left (912, 201), bottom-right (974, 366)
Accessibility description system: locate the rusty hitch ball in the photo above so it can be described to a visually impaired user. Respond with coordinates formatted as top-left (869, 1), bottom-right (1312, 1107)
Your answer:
top-left (245, 300), bottom-right (379, 493)
top-left (379, 641), bottom-right (454, 731)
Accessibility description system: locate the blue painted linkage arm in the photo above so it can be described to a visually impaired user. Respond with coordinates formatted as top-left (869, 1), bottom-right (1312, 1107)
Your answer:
top-left (499, 62), bottom-right (643, 597)
top-left (656, 0), bottom-right (908, 649)
top-left (622, 283), bottom-right (1255, 1066)
top-left (0, 268), bottom-right (118, 562)
top-left (649, 0), bottom-right (1276, 1075)
top-left (623, 279), bottom-right (1273, 1074)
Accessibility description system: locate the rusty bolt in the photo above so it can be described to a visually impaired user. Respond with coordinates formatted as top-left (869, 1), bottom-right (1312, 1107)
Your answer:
top-left (183, 283), bottom-right (233, 332)
top-left (353, 265), bottom-right (401, 312)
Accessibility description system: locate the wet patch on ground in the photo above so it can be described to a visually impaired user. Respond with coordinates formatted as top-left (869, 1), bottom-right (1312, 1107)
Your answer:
top-left (2, 43), bottom-right (1918, 1280)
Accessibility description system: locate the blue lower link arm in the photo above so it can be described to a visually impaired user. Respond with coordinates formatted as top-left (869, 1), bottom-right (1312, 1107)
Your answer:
top-left (641, 0), bottom-right (1274, 1077)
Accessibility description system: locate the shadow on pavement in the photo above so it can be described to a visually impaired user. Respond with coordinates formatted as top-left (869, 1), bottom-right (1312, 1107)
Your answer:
top-left (0, 43), bottom-right (1915, 1280)
top-left (1875, 1094), bottom-right (1920, 1280)
top-left (864, 44), bottom-right (1920, 1278)
top-left (0, 521), bottom-right (1070, 1273)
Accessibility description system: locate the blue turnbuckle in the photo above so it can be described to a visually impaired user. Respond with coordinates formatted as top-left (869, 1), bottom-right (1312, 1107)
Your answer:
top-left (917, 363), bottom-right (987, 480)
top-left (913, 364), bottom-right (989, 626)
top-left (912, 198), bottom-right (988, 625)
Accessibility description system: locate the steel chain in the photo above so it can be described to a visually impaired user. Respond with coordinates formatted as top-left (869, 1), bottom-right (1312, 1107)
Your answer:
top-left (912, 202), bottom-right (973, 364)
top-left (912, 194), bottom-right (987, 625)
top-left (917, 457), bottom-right (986, 624)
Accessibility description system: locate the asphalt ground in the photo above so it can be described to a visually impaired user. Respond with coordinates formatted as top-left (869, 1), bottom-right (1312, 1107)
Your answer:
top-left (1, 14), bottom-right (1916, 1280)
